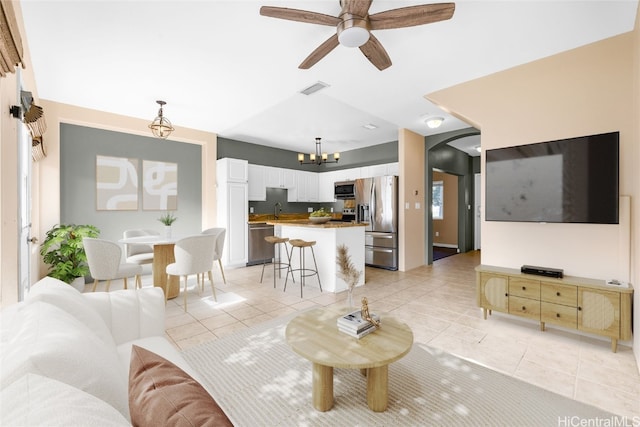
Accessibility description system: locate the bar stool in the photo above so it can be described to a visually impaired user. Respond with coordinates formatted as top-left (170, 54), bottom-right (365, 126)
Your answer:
top-left (286, 239), bottom-right (322, 298)
top-left (261, 236), bottom-right (294, 289)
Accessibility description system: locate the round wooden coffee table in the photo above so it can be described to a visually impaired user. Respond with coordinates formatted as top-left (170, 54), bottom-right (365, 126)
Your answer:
top-left (285, 306), bottom-right (413, 412)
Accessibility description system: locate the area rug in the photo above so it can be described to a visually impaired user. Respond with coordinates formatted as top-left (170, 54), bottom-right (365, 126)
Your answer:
top-left (183, 313), bottom-right (620, 427)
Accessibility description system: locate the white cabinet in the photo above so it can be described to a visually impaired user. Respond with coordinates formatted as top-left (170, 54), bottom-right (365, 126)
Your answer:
top-left (289, 170), bottom-right (319, 202)
top-left (218, 157), bottom-right (248, 183)
top-left (387, 162), bottom-right (399, 176)
top-left (264, 167), bottom-right (282, 188)
top-left (306, 172), bottom-right (319, 202)
top-left (360, 163), bottom-right (399, 178)
top-left (264, 166), bottom-right (296, 188)
top-left (332, 168), bottom-right (360, 182)
top-left (248, 164), bottom-right (266, 201)
top-left (367, 164), bottom-right (388, 177)
top-left (318, 171), bottom-right (337, 202)
top-left (282, 169), bottom-right (297, 188)
top-left (217, 158), bottom-right (248, 267)
top-left (257, 166), bottom-right (297, 190)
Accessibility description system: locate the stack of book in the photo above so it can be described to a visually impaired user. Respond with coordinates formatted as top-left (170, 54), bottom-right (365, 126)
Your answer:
top-left (337, 310), bottom-right (381, 339)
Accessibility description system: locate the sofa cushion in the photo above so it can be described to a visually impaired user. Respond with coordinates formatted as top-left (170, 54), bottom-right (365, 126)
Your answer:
top-left (83, 287), bottom-right (166, 345)
top-left (0, 301), bottom-right (129, 419)
top-left (118, 336), bottom-right (205, 385)
top-left (128, 345), bottom-right (232, 427)
top-left (26, 276), bottom-right (116, 347)
top-left (1, 373), bottom-right (130, 426)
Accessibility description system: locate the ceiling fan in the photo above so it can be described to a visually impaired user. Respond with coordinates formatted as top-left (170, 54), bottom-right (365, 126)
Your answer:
top-left (260, 0), bottom-right (455, 71)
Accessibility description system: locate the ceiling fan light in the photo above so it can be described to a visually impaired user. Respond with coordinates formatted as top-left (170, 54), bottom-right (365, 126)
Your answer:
top-left (426, 117), bottom-right (444, 129)
top-left (338, 26), bottom-right (369, 48)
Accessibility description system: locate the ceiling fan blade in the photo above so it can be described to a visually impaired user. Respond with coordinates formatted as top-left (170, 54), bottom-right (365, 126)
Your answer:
top-left (260, 6), bottom-right (340, 26)
top-left (341, 0), bottom-right (372, 17)
top-left (369, 3), bottom-right (455, 30)
top-left (359, 33), bottom-right (391, 71)
top-left (299, 34), bottom-right (340, 69)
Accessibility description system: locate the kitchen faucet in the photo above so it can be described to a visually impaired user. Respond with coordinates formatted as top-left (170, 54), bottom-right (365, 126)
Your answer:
top-left (274, 202), bottom-right (282, 219)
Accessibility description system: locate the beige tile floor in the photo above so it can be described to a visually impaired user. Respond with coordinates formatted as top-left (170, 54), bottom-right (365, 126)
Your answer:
top-left (98, 250), bottom-right (640, 419)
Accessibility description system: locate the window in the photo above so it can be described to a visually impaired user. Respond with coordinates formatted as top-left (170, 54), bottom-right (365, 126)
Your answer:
top-left (432, 181), bottom-right (443, 220)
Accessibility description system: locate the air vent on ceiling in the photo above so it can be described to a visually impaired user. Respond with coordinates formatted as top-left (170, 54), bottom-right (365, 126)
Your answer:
top-left (299, 81), bottom-right (329, 96)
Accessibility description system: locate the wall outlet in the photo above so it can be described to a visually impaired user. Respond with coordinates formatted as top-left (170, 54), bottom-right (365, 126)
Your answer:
top-left (435, 231), bottom-right (440, 237)
top-left (330, 207), bottom-right (334, 213)
top-left (249, 207), bottom-right (254, 213)
top-left (308, 207), bottom-right (313, 212)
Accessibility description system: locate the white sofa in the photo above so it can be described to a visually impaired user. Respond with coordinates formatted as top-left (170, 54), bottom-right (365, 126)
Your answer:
top-left (0, 276), bottom-right (207, 425)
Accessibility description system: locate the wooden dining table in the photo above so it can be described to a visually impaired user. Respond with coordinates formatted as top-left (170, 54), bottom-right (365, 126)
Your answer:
top-left (118, 235), bottom-right (181, 299)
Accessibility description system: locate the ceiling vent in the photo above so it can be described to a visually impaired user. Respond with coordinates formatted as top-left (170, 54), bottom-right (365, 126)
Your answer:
top-left (299, 81), bottom-right (329, 96)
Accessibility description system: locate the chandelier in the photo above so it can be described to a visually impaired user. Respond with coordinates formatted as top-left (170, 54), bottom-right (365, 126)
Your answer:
top-left (298, 137), bottom-right (340, 165)
top-left (148, 100), bottom-right (175, 139)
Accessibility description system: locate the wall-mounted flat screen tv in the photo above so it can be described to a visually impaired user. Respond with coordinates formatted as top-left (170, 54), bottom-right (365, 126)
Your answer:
top-left (485, 131), bottom-right (619, 224)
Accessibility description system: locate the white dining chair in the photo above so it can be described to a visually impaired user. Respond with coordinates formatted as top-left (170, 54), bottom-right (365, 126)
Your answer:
top-left (166, 234), bottom-right (217, 312)
top-left (201, 227), bottom-right (227, 284)
top-left (83, 237), bottom-right (143, 292)
top-left (122, 229), bottom-right (160, 265)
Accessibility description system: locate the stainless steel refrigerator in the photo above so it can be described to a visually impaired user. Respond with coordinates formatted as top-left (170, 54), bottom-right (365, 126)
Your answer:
top-left (355, 175), bottom-right (398, 270)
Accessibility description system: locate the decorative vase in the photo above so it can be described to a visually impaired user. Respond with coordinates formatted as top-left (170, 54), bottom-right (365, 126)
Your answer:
top-left (347, 287), bottom-right (355, 308)
top-left (164, 225), bottom-right (172, 239)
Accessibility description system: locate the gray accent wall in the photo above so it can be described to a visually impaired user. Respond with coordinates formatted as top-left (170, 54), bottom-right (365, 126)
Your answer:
top-left (60, 123), bottom-right (202, 244)
top-left (218, 137), bottom-right (398, 170)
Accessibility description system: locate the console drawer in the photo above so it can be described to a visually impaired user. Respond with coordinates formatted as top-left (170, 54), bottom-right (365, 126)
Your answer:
top-left (508, 295), bottom-right (540, 320)
top-left (509, 277), bottom-right (540, 299)
top-left (541, 283), bottom-right (577, 306)
top-left (541, 302), bottom-right (577, 328)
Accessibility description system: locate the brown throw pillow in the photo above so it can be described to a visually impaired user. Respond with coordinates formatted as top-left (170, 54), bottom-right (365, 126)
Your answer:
top-left (128, 345), bottom-right (233, 427)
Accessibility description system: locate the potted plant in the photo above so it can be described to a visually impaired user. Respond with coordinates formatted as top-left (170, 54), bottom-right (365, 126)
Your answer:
top-left (40, 223), bottom-right (100, 290)
top-left (158, 211), bottom-right (177, 238)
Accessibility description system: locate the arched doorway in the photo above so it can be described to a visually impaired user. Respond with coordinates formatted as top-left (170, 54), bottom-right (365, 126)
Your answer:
top-left (425, 130), bottom-right (481, 264)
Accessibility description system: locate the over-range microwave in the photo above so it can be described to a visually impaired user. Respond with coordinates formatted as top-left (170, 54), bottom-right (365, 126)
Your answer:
top-left (334, 180), bottom-right (355, 199)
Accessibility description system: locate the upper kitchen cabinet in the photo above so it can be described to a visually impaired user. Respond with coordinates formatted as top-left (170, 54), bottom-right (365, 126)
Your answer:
top-left (332, 168), bottom-right (361, 182)
top-left (218, 158), bottom-right (248, 183)
top-left (248, 164), bottom-right (266, 201)
top-left (318, 171), bottom-right (338, 202)
top-left (264, 166), bottom-right (296, 189)
top-left (282, 169), bottom-right (297, 188)
top-left (387, 162), bottom-right (399, 176)
top-left (360, 162), bottom-right (399, 178)
top-left (306, 172), bottom-right (319, 202)
top-left (289, 170), bottom-right (319, 202)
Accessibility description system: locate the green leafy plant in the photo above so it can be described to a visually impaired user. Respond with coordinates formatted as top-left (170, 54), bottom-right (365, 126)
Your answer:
top-left (40, 224), bottom-right (100, 284)
top-left (158, 211), bottom-right (177, 226)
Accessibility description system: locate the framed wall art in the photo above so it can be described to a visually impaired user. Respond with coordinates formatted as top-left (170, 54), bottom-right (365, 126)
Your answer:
top-left (96, 155), bottom-right (139, 211)
top-left (143, 160), bottom-right (177, 210)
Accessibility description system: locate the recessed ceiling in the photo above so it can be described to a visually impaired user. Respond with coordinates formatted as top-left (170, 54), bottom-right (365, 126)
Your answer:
top-left (19, 0), bottom-right (638, 155)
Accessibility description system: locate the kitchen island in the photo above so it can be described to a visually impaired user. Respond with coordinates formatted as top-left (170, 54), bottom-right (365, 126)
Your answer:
top-left (263, 219), bottom-right (365, 293)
